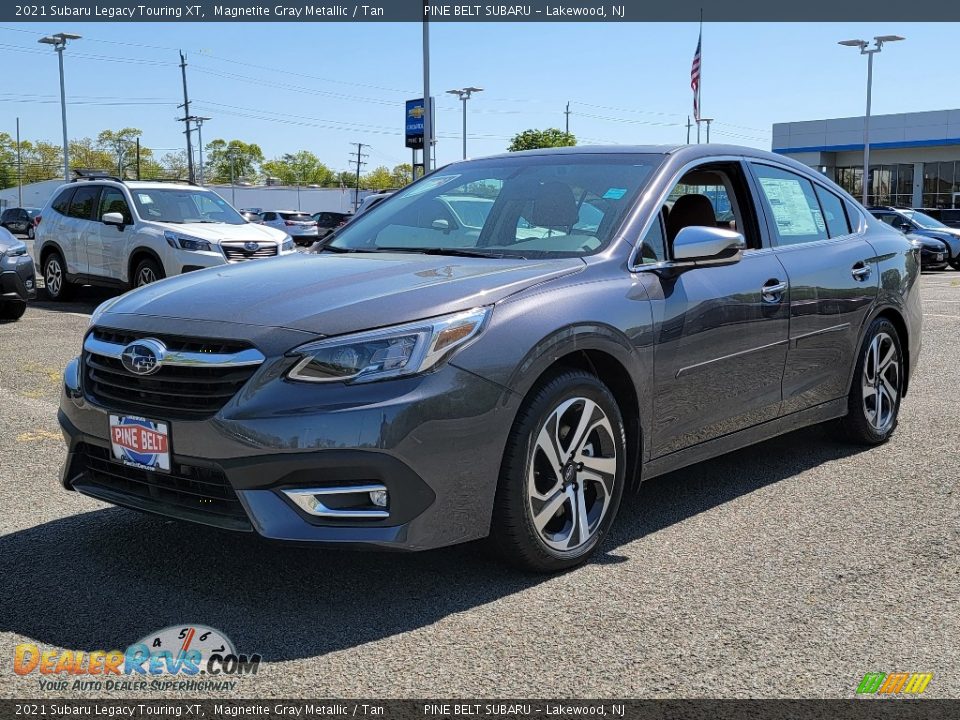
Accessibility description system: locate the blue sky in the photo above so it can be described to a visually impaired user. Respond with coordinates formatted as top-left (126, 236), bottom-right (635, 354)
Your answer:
top-left (0, 22), bottom-right (949, 173)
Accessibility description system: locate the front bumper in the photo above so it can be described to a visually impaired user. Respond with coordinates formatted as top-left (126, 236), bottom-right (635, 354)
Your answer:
top-left (58, 352), bottom-right (515, 551)
top-left (1, 253), bottom-right (37, 302)
top-left (920, 247), bottom-right (949, 269)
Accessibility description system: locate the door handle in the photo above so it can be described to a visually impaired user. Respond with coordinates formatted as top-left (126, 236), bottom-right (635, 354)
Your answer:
top-left (851, 261), bottom-right (871, 281)
top-left (761, 279), bottom-right (787, 302)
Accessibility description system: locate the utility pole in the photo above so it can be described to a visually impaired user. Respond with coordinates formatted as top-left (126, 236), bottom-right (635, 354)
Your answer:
top-left (178, 51), bottom-right (195, 184)
top-left (349, 143), bottom-right (369, 212)
top-left (686, 116), bottom-right (692, 144)
top-left (227, 149), bottom-right (237, 205)
top-left (135, 137), bottom-right (140, 179)
top-left (422, 0), bottom-right (433, 173)
top-left (38, 32), bottom-right (81, 182)
top-left (565, 101), bottom-right (571, 134)
top-left (16, 117), bottom-right (22, 207)
top-left (188, 116), bottom-right (211, 184)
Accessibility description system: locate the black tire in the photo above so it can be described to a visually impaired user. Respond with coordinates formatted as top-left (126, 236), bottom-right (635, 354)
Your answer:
top-left (951, 258), bottom-right (960, 271)
top-left (838, 318), bottom-right (904, 445)
top-left (27, 225), bottom-right (34, 240)
top-left (490, 369), bottom-right (627, 573)
top-left (41, 251), bottom-right (73, 301)
top-left (0, 300), bottom-right (26, 321)
top-left (132, 257), bottom-right (165, 288)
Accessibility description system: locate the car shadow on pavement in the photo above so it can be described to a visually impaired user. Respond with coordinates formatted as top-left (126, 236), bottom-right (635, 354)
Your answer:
top-left (28, 285), bottom-right (117, 316)
top-left (0, 425), bottom-right (864, 661)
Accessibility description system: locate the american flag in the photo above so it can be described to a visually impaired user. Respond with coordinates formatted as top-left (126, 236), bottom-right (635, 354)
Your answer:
top-left (690, 32), bottom-right (702, 122)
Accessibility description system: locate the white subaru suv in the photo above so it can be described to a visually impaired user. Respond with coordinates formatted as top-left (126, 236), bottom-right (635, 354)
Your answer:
top-left (35, 177), bottom-right (295, 300)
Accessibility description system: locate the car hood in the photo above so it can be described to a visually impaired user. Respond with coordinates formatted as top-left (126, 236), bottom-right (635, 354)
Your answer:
top-left (155, 221), bottom-right (287, 244)
top-left (908, 233), bottom-right (948, 250)
top-left (100, 252), bottom-right (584, 336)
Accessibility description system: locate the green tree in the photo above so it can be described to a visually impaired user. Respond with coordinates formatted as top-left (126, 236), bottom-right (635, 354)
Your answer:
top-left (205, 139), bottom-right (264, 184)
top-left (391, 163), bottom-right (413, 188)
top-left (507, 128), bottom-right (576, 152)
top-left (363, 165), bottom-right (394, 191)
top-left (18, 141), bottom-right (62, 183)
top-left (69, 138), bottom-right (114, 173)
top-left (96, 128), bottom-right (145, 178)
top-left (262, 151), bottom-right (334, 186)
top-left (0, 133), bottom-right (16, 189)
top-left (158, 151), bottom-right (189, 180)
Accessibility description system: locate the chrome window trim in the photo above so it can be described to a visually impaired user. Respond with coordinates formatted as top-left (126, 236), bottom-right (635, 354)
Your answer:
top-left (83, 334), bottom-right (265, 368)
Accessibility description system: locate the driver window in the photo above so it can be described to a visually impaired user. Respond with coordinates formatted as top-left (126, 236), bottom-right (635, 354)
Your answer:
top-left (99, 188), bottom-right (132, 225)
top-left (660, 163), bottom-right (757, 254)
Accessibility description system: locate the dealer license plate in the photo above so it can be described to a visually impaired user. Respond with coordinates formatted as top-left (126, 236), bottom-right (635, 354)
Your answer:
top-left (109, 415), bottom-right (170, 472)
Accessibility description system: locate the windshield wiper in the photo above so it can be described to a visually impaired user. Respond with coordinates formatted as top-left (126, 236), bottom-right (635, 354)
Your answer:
top-left (319, 245), bottom-right (384, 254)
top-left (377, 247), bottom-right (527, 259)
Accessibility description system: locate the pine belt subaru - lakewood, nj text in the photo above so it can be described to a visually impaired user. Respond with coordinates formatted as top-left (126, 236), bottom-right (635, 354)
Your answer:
top-left (57, 145), bottom-right (921, 572)
top-left (35, 177), bottom-right (294, 299)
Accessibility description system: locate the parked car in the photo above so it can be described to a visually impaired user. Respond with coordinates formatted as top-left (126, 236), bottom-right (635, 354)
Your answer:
top-left (34, 179), bottom-right (295, 300)
top-left (59, 144), bottom-right (920, 571)
top-left (260, 210), bottom-right (318, 246)
top-left (240, 211), bottom-right (263, 223)
top-left (910, 207), bottom-right (960, 229)
top-left (907, 233), bottom-right (949, 270)
top-left (350, 191), bottom-right (394, 221)
top-left (0, 227), bottom-right (36, 321)
top-left (869, 206), bottom-right (960, 269)
top-left (1, 207), bottom-right (41, 238)
top-left (311, 211), bottom-right (351, 241)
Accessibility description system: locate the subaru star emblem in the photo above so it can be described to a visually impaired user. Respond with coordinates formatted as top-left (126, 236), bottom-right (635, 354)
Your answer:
top-left (244, 241), bottom-right (260, 252)
top-left (120, 338), bottom-right (166, 376)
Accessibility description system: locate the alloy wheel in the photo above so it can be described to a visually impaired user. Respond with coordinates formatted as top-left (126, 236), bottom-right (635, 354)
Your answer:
top-left (862, 331), bottom-right (900, 433)
top-left (527, 397), bottom-right (617, 552)
top-left (137, 266), bottom-right (157, 286)
top-left (45, 258), bottom-right (63, 297)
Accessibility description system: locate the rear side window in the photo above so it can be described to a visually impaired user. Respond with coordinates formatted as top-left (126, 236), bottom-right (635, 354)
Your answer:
top-left (51, 188), bottom-right (75, 215)
top-left (813, 186), bottom-right (851, 237)
top-left (67, 186), bottom-right (101, 220)
top-left (279, 212), bottom-right (313, 221)
top-left (751, 164), bottom-right (828, 246)
top-left (262, 212), bottom-right (276, 221)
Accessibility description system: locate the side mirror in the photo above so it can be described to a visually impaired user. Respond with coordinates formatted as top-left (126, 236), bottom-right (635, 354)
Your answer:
top-left (672, 225), bottom-right (746, 267)
top-left (102, 212), bottom-right (126, 228)
top-left (431, 218), bottom-right (451, 232)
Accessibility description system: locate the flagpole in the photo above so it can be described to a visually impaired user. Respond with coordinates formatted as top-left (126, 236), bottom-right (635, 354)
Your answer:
top-left (697, 8), bottom-right (703, 143)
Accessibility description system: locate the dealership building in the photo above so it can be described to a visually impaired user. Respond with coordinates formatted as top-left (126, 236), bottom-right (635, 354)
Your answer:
top-left (772, 109), bottom-right (960, 209)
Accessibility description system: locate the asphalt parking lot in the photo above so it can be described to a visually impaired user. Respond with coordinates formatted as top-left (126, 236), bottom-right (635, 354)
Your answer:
top-left (0, 251), bottom-right (958, 699)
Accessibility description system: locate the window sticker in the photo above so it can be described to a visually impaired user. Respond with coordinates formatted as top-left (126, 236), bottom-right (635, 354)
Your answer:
top-left (758, 178), bottom-right (819, 236)
top-left (137, 193), bottom-right (154, 205)
top-left (399, 174), bottom-right (462, 198)
top-left (602, 187), bottom-right (627, 200)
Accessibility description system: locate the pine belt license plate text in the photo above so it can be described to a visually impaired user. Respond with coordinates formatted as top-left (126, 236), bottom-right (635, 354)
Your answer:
top-left (109, 415), bottom-right (170, 472)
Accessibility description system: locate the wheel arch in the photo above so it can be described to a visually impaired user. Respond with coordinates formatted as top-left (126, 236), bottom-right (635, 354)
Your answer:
top-left (127, 247), bottom-right (164, 285)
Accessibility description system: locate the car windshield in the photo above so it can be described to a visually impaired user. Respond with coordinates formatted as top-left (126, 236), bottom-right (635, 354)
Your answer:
top-left (328, 154), bottom-right (661, 259)
top-left (903, 210), bottom-right (948, 229)
top-left (280, 212), bottom-right (314, 222)
top-left (130, 188), bottom-right (245, 224)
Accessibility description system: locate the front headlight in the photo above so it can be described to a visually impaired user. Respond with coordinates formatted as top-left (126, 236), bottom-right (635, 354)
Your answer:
top-left (288, 307), bottom-right (491, 384)
top-left (164, 230), bottom-right (215, 253)
top-left (281, 237), bottom-right (295, 252)
top-left (6, 241), bottom-right (27, 257)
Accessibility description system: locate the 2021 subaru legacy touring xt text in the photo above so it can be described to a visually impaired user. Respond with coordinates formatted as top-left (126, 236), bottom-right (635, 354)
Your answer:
top-left (58, 145), bottom-right (920, 571)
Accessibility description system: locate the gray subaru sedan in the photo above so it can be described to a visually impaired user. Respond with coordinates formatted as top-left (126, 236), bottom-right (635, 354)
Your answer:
top-left (58, 145), bottom-right (921, 571)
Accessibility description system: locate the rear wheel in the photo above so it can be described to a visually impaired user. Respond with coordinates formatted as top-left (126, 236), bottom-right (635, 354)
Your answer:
top-left (42, 251), bottom-right (72, 301)
top-left (839, 318), bottom-right (903, 445)
top-left (133, 258), bottom-right (164, 288)
top-left (0, 300), bottom-right (26, 321)
top-left (27, 225), bottom-right (34, 240)
top-left (491, 369), bottom-right (626, 572)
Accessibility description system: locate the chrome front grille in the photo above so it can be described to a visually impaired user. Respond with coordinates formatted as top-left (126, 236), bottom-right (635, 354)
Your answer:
top-left (82, 328), bottom-right (264, 419)
top-left (221, 241), bottom-right (279, 263)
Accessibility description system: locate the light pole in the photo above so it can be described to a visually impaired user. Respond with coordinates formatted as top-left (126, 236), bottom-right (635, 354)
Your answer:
top-left (699, 117), bottom-right (714, 144)
top-left (190, 116), bottom-right (211, 184)
top-left (839, 35), bottom-right (905, 205)
top-left (446, 87), bottom-right (483, 160)
top-left (38, 32), bottom-right (81, 182)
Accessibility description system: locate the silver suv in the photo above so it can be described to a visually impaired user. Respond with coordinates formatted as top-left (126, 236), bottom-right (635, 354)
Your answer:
top-left (35, 178), bottom-right (295, 300)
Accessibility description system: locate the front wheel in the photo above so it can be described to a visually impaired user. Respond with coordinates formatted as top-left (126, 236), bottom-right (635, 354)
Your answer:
top-left (838, 318), bottom-right (904, 445)
top-left (0, 300), bottom-right (26, 321)
top-left (42, 252), bottom-right (72, 301)
top-left (27, 225), bottom-right (34, 240)
top-left (133, 258), bottom-right (165, 288)
top-left (951, 258), bottom-right (960, 271)
top-left (491, 369), bottom-right (626, 572)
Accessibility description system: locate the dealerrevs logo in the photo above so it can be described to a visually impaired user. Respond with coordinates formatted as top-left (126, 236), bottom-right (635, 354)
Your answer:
top-left (15, 625), bottom-right (261, 692)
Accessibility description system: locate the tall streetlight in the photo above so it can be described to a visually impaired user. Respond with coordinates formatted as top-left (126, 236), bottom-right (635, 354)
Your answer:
top-left (189, 116), bottom-right (211, 184)
top-left (839, 35), bottom-right (905, 205)
top-left (38, 32), bottom-right (81, 182)
top-left (446, 87), bottom-right (483, 160)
